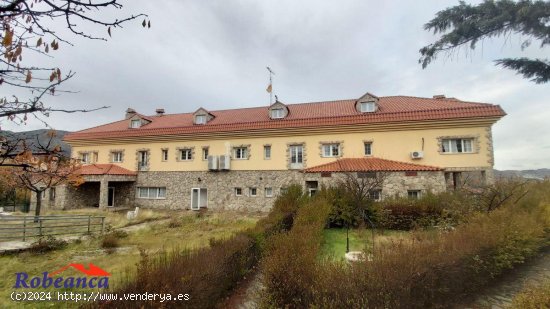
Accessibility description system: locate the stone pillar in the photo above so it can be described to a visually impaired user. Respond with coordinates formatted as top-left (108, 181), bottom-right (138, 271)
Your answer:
top-left (99, 178), bottom-right (108, 209)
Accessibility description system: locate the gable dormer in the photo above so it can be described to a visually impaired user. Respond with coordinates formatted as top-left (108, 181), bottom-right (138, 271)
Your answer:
top-left (126, 109), bottom-right (152, 129)
top-left (268, 100), bottom-right (289, 119)
top-left (355, 92), bottom-right (380, 113)
top-left (193, 107), bottom-right (214, 125)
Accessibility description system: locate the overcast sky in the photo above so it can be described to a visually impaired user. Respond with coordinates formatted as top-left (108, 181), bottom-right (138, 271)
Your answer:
top-left (2, 0), bottom-right (549, 170)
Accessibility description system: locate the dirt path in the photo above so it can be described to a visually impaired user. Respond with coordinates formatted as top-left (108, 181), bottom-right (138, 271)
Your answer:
top-left (460, 246), bottom-right (550, 308)
top-left (219, 269), bottom-right (264, 309)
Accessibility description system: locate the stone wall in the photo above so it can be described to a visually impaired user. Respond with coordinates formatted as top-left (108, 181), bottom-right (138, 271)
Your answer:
top-left (133, 170), bottom-right (447, 212)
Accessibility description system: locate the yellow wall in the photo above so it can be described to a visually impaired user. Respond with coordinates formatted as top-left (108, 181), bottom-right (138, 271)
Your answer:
top-left (70, 125), bottom-right (493, 171)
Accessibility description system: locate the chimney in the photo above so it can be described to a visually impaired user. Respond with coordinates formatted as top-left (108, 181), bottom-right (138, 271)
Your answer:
top-left (156, 108), bottom-right (165, 116)
top-left (433, 95), bottom-right (446, 99)
top-left (125, 108), bottom-right (136, 119)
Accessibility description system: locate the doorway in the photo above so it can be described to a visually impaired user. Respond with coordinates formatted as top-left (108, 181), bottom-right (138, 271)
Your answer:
top-left (107, 187), bottom-right (115, 207)
top-left (191, 188), bottom-right (208, 210)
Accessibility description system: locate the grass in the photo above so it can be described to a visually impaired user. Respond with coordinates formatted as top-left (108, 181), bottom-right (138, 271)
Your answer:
top-left (320, 228), bottom-right (409, 260)
top-left (0, 210), bottom-right (259, 308)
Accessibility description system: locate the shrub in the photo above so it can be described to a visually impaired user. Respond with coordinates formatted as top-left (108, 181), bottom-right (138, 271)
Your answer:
top-left (29, 236), bottom-right (68, 253)
top-left (510, 279), bottom-right (550, 309)
top-left (93, 183), bottom-right (307, 309)
top-left (101, 233), bottom-right (120, 249)
top-left (262, 198), bottom-right (331, 308)
top-left (167, 217), bottom-right (182, 228)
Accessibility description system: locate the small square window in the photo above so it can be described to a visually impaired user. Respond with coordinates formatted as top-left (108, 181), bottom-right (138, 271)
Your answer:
top-left (162, 149), bottom-right (168, 161)
top-left (202, 148), bottom-right (209, 160)
top-left (180, 149), bottom-right (193, 160)
top-left (195, 115), bottom-right (207, 124)
top-left (80, 153), bottom-right (90, 164)
top-left (322, 144), bottom-right (340, 157)
top-left (407, 190), bottom-right (421, 199)
top-left (235, 187), bottom-right (242, 196)
top-left (360, 102), bottom-right (376, 113)
top-left (264, 145), bottom-right (271, 160)
top-left (112, 151), bottom-right (123, 163)
top-left (234, 147), bottom-right (248, 159)
top-left (130, 119), bottom-right (141, 128)
top-left (249, 187), bottom-right (257, 196)
top-left (271, 108), bottom-right (284, 119)
top-left (265, 187), bottom-right (273, 197)
top-left (369, 190), bottom-right (381, 201)
top-left (364, 142), bottom-right (372, 156)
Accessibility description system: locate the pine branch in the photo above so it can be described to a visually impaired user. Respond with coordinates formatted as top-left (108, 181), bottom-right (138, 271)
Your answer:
top-left (495, 57), bottom-right (550, 83)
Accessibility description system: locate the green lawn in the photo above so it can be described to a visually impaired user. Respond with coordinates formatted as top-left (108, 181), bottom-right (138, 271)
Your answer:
top-left (321, 228), bottom-right (410, 260)
top-left (0, 210), bottom-right (259, 308)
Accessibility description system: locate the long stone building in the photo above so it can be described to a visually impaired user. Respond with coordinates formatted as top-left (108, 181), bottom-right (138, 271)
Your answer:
top-left (38, 92), bottom-right (506, 212)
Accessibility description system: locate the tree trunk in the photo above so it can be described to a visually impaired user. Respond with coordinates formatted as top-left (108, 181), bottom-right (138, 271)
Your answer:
top-left (34, 191), bottom-right (42, 220)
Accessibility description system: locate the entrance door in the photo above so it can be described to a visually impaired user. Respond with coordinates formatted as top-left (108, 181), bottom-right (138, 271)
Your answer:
top-left (107, 187), bottom-right (115, 207)
top-left (191, 188), bottom-right (207, 210)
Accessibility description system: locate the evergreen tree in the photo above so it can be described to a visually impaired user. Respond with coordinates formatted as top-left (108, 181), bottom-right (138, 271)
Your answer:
top-left (420, 0), bottom-right (550, 83)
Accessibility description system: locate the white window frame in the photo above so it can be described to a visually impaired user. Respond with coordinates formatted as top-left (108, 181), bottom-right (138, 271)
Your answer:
top-left (289, 145), bottom-right (303, 168)
top-left (138, 187), bottom-right (166, 199)
top-left (80, 152), bottom-right (90, 164)
top-left (322, 144), bottom-right (340, 157)
top-left (249, 187), bottom-right (257, 197)
top-left (195, 115), bottom-right (207, 125)
top-left (234, 147), bottom-right (248, 160)
top-left (138, 151), bottom-right (148, 167)
top-left (130, 119), bottom-right (141, 128)
top-left (112, 151), bottom-right (123, 163)
top-left (369, 189), bottom-right (381, 201)
top-left (271, 108), bottom-right (284, 119)
top-left (441, 138), bottom-right (474, 154)
top-left (264, 145), bottom-right (271, 160)
top-left (162, 149), bottom-right (168, 161)
top-left (407, 190), bottom-right (421, 199)
top-left (180, 149), bottom-right (193, 161)
top-left (360, 101), bottom-right (376, 113)
top-left (265, 187), bottom-right (273, 197)
top-left (202, 148), bottom-right (209, 160)
top-left (235, 187), bottom-right (243, 196)
top-left (364, 142), bottom-right (372, 156)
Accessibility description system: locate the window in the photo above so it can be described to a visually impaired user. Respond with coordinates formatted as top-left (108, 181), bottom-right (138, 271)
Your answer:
top-left (360, 101), bottom-right (376, 113)
top-left (80, 152), bottom-right (90, 164)
top-left (235, 187), bottom-right (242, 196)
top-left (369, 190), bottom-right (381, 201)
top-left (92, 152), bottom-right (98, 163)
top-left (202, 148), bottom-right (209, 160)
top-left (234, 147), bottom-right (247, 159)
top-left (138, 151), bottom-right (148, 168)
top-left (130, 119), bottom-right (141, 128)
top-left (289, 145), bottom-right (303, 167)
top-left (441, 138), bottom-right (474, 153)
top-left (49, 188), bottom-right (56, 201)
top-left (180, 149), bottom-right (193, 161)
top-left (265, 187), bottom-right (273, 197)
top-left (112, 151), bottom-right (123, 163)
top-left (271, 108), bottom-right (284, 119)
top-left (264, 145), bottom-right (271, 160)
top-left (322, 144), bottom-right (340, 157)
top-left (364, 142), bottom-right (372, 156)
top-left (249, 187), bottom-right (257, 197)
top-left (162, 149), bottom-right (168, 161)
top-left (407, 190), bottom-right (421, 199)
top-left (138, 187), bottom-right (166, 199)
top-left (195, 115), bottom-right (207, 124)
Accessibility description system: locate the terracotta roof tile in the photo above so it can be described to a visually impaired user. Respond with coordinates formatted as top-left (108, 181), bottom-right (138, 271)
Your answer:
top-left (304, 157), bottom-right (442, 173)
top-left (65, 96), bottom-right (506, 141)
top-left (78, 164), bottom-right (137, 176)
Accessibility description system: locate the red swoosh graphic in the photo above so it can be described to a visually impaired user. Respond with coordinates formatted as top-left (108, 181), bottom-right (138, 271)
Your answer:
top-left (48, 263), bottom-right (111, 277)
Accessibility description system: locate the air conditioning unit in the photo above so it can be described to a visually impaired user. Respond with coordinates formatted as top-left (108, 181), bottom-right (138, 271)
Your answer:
top-left (410, 151), bottom-right (424, 159)
top-left (219, 155), bottom-right (231, 170)
top-left (207, 155), bottom-right (218, 170)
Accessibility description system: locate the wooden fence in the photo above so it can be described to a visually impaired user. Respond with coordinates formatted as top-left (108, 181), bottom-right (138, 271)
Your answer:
top-left (0, 215), bottom-right (105, 242)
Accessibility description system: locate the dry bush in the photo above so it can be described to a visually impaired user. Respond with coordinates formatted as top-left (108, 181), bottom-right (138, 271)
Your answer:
top-left (510, 279), bottom-right (550, 309)
top-left (29, 236), bottom-right (67, 253)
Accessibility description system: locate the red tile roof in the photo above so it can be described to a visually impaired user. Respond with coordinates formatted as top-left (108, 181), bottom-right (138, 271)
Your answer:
top-left (304, 157), bottom-right (442, 173)
top-left (78, 164), bottom-right (137, 176)
top-left (65, 95), bottom-right (506, 141)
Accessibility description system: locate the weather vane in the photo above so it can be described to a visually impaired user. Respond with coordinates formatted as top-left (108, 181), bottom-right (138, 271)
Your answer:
top-left (266, 66), bottom-right (275, 104)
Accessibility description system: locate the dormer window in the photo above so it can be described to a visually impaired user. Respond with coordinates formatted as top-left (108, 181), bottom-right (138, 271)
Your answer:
top-left (130, 119), bottom-right (141, 128)
top-left (360, 101), bottom-right (376, 113)
top-left (195, 115), bottom-right (207, 125)
top-left (271, 108), bottom-right (284, 119)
